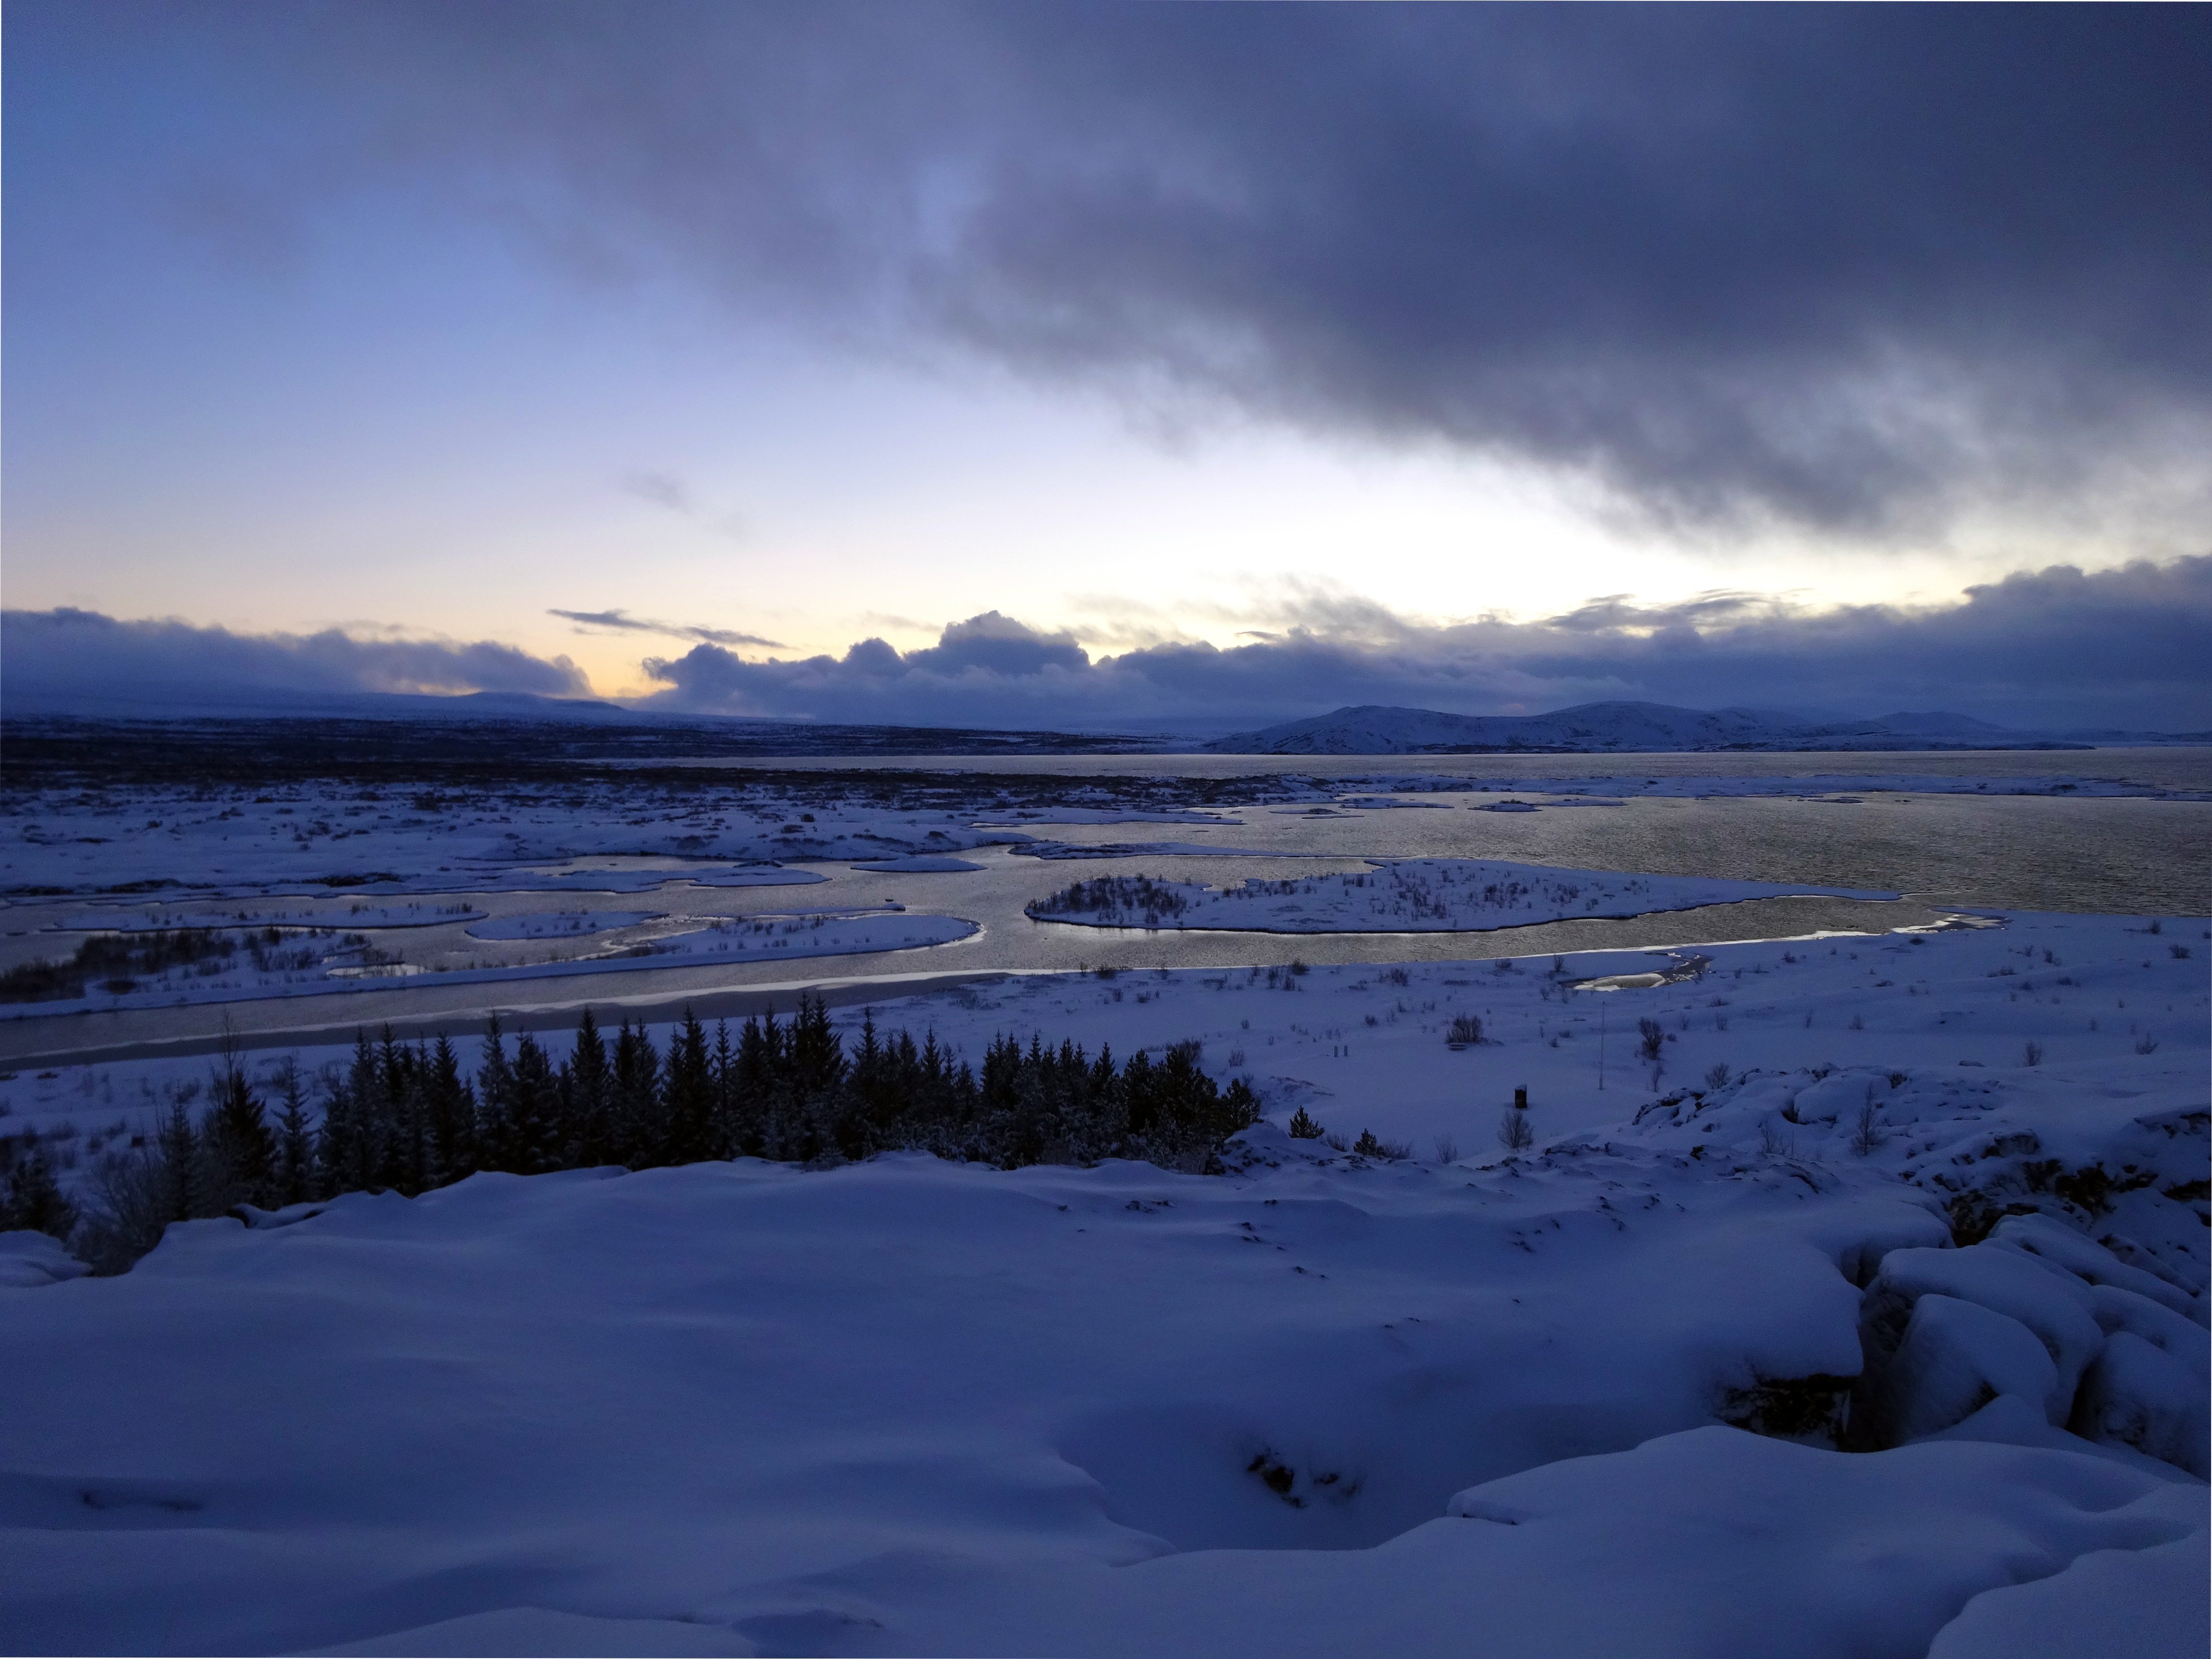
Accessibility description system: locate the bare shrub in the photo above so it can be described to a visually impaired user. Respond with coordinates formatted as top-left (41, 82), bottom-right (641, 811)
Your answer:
top-left (1704, 1063), bottom-right (1732, 1091)
top-left (72, 1148), bottom-right (179, 1275)
top-left (1497, 1110), bottom-right (1534, 1152)
top-left (1446, 1014), bottom-right (1484, 1045)
top-left (1432, 1134), bottom-right (1460, 1164)
top-left (1850, 1096), bottom-right (1884, 1157)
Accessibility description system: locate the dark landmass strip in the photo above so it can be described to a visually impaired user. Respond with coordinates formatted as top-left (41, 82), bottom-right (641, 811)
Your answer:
top-left (0, 717), bottom-right (1312, 819)
top-left (0, 715), bottom-right (1165, 787)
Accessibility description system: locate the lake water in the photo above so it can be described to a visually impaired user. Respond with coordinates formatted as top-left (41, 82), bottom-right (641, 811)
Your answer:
top-left (6, 750), bottom-right (2204, 1063)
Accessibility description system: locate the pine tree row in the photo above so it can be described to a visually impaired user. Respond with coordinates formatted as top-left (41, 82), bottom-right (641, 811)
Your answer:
top-left (63, 996), bottom-right (1260, 1270)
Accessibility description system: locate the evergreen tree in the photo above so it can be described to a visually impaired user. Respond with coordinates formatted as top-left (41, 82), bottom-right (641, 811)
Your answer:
top-left (206, 1060), bottom-right (275, 1208)
top-left (423, 1034), bottom-right (477, 1186)
top-left (565, 1011), bottom-right (610, 1167)
top-left (374, 1029), bottom-right (428, 1195)
top-left (272, 1064), bottom-right (317, 1205)
top-left (474, 1016), bottom-right (517, 1172)
top-left (156, 1091), bottom-right (204, 1222)
top-left (662, 1011), bottom-right (716, 1165)
top-left (709, 1019), bottom-right (737, 1158)
top-left (729, 1012), bottom-right (780, 1158)
top-left (86, 999), bottom-right (1269, 1273)
top-left (316, 1036), bottom-right (378, 1197)
top-left (505, 1033), bottom-right (561, 1175)
top-left (610, 1019), bottom-right (663, 1167)
top-left (846, 1012), bottom-right (900, 1156)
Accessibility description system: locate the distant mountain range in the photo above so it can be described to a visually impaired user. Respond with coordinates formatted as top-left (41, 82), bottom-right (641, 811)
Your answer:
top-left (9, 689), bottom-right (2206, 759)
top-left (1201, 701), bottom-right (2211, 755)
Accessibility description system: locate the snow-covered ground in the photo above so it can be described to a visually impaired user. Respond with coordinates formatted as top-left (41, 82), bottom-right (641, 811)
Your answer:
top-left (462, 910), bottom-right (663, 941)
top-left (56, 900), bottom-right (487, 932)
top-left (1026, 858), bottom-right (1888, 932)
top-left (3, 903), bottom-right (2205, 1656)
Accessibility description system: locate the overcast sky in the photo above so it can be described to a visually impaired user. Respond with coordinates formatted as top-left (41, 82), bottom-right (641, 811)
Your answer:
top-left (6, 3), bottom-right (2208, 728)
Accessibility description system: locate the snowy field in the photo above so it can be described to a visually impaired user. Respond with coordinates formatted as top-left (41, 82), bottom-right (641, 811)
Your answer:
top-left (3, 897), bottom-right (2206, 1657)
top-left (1027, 857), bottom-right (1886, 932)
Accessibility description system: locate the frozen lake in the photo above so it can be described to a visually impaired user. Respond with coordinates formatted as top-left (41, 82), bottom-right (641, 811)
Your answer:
top-left (5, 751), bottom-right (2206, 1064)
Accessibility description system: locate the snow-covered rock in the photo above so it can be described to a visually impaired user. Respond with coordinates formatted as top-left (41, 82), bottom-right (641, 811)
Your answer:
top-left (1988, 1212), bottom-right (2204, 1323)
top-left (1861, 1244), bottom-right (2106, 1428)
top-left (2072, 1331), bottom-right (2211, 1478)
top-left (1872, 1293), bottom-right (2060, 1440)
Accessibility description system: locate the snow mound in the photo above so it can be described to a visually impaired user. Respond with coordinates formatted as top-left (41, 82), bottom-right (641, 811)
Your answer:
top-left (306, 1607), bottom-right (754, 1656)
top-left (0, 1230), bottom-right (89, 1289)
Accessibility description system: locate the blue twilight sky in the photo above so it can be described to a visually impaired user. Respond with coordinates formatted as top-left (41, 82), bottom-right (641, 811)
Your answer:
top-left (5, 3), bottom-right (2210, 729)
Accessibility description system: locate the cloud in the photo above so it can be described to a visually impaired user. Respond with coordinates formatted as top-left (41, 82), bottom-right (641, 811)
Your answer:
top-left (42, 4), bottom-right (2206, 536)
top-left (1, 608), bottom-right (592, 714)
top-left (15, 562), bottom-right (2209, 732)
top-left (618, 471), bottom-right (750, 542)
top-left (635, 557), bottom-right (2212, 733)
top-left (621, 471), bottom-right (694, 514)
top-left (548, 608), bottom-right (782, 649)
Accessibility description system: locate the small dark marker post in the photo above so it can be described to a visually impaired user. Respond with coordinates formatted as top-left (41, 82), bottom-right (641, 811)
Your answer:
top-left (1514, 1086), bottom-right (1528, 1111)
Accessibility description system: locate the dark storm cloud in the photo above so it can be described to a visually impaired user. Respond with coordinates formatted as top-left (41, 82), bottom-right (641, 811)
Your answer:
top-left (0, 608), bottom-right (590, 712)
top-left (32, 1), bottom-right (2203, 533)
top-left (636, 558), bottom-right (2212, 733)
top-left (548, 609), bottom-right (781, 650)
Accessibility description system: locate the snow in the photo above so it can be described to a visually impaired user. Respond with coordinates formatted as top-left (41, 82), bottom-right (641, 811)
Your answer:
top-left (1861, 1244), bottom-right (2106, 1417)
top-left (0, 1229), bottom-right (89, 1289)
top-left (1014, 840), bottom-right (1288, 860)
top-left (57, 900), bottom-right (487, 931)
top-left (633, 911), bottom-right (978, 961)
top-left (462, 910), bottom-right (662, 940)
top-left (2, 1131), bottom-right (2202, 1654)
top-left (1874, 1293), bottom-right (2064, 1439)
top-left (2, 856), bottom-right (2205, 1654)
top-left (309, 1607), bottom-right (754, 1656)
top-left (1927, 1516), bottom-right (2210, 1659)
top-left (1026, 858), bottom-right (1889, 932)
